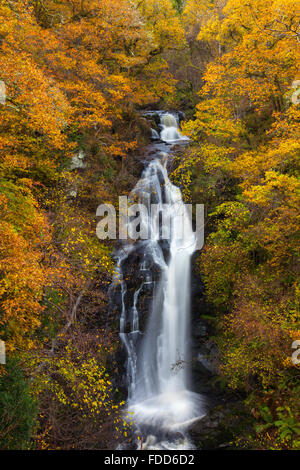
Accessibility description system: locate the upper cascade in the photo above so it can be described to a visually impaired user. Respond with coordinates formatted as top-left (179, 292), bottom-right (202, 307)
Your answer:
top-left (160, 113), bottom-right (189, 143)
top-left (161, 113), bottom-right (178, 128)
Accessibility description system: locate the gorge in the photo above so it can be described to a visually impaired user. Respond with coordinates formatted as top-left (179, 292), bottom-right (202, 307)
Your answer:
top-left (111, 112), bottom-right (206, 449)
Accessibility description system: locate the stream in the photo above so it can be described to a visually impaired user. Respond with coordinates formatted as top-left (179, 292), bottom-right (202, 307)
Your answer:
top-left (111, 112), bottom-right (207, 450)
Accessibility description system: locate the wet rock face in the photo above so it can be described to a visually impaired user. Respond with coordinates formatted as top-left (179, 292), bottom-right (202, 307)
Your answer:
top-left (141, 112), bottom-right (161, 135)
top-left (189, 401), bottom-right (252, 450)
top-left (177, 111), bottom-right (185, 123)
top-left (189, 253), bottom-right (221, 402)
top-left (110, 345), bottom-right (128, 397)
top-left (109, 242), bottom-right (163, 337)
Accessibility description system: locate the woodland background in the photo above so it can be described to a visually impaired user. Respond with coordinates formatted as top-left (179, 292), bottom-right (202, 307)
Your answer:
top-left (0, 0), bottom-right (299, 450)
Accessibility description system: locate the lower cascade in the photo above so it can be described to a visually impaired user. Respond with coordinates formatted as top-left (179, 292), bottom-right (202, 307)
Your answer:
top-left (111, 113), bottom-right (205, 450)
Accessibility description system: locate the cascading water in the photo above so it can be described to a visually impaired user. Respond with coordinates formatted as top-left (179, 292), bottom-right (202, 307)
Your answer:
top-left (111, 113), bottom-right (205, 450)
top-left (160, 113), bottom-right (189, 143)
top-left (151, 128), bottom-right (160, 140)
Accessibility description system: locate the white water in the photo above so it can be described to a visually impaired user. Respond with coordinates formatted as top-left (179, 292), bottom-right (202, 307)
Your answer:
top-left (112, 114), bottom-right (205, 449)
top-left (151, 128), bottom-right (160, 140)
top-left (160, 113), bottom-right (189, 143)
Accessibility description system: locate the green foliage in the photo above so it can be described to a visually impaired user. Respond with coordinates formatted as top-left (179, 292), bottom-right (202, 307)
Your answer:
top-left (0, 358), bottom-right (37, 450)
top-left (274, 407), bottom-right (300, 442)
top-left (171, 0), bottom-right (184, 12)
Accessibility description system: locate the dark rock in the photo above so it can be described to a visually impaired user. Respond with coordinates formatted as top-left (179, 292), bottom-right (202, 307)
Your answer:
top-left (178, 111), bottom-right (185, 123)
top-left (189, 401), bottom-right (252, 450)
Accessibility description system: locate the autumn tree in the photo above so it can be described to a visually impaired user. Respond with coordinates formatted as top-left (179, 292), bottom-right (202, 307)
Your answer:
top-left (0, 0), bottom-right (187, 449)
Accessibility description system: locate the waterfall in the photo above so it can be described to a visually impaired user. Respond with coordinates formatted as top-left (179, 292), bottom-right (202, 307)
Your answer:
top-left (151, 128), bottom-right (160, 140)
top-left (111, 114), bottom-right (205, 450)
top-left (160, 113), bottom-right (189, 143)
